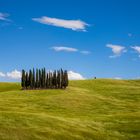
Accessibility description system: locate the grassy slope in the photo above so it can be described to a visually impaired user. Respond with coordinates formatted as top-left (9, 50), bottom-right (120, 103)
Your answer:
top-left (0, 80), bottom-right (139, 140)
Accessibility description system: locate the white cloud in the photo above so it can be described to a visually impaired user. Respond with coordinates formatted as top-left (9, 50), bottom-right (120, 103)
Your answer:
top-left (0, 12), bottom-right (10, 21)
top-left (131, 46), bottom-right (140, 57)
top-left (132, 46), bottom-right (140, 53)
top-left (52, 46), bottom-right (78, 52)
top-left (106, 44), bottom-right (127, 58)
top-left (80, 51), bottom-right (91, 55)
top-left (0, 70), bottom-right (21, 80)
top-left (7, 70), bottom-right (21, 79)
top-left (0, 72), bottom-right (6, 77)
top-left (51, 46), bottom-right (91, 55)
top-left (32, 16), bottom-right (89, 31)
top-left (113, 77), bottom-right (122, 80)
top-left (68, 71), bottom-right (85, 80)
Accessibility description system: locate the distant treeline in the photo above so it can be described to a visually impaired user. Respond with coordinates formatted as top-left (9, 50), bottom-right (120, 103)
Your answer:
top-left (21, 68), bottom-right (68, 89)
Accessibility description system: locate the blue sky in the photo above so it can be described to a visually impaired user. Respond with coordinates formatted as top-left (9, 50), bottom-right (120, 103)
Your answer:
top-left (0, 0), bottom-right (140, 81)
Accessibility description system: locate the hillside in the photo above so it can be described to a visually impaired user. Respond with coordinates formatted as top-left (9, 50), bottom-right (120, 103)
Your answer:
top-left (0, 79), bottom-right (139, 140)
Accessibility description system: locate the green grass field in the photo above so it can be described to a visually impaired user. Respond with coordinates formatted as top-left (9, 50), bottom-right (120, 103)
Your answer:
top-left (0, 79), bottom-right (140, 140)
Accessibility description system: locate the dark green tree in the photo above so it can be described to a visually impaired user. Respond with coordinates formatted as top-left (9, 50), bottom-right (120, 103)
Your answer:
top-left (48, 71), bottom-right (52, 88)
top-left (63, 70), bottom-right (69, 88)
top-left (21, 69), bottom-right (26, 89)
top-left (39, 69), bottom-right (42, 88)
top-left (36, 69), bottom-right (39, 88)
top-left (46, 73), bottom-right (49, 88)
top-left (52, 70), bottom-right (57, 88)
top-left (32, 68), bottom-right (35, 89)
top-left (29, 69), bottom-right (33, 89)
top-left (60, 69), bottom-right (64, 88)
top-left (57, 70), bottom-right (61, 88)
top-left (40, 69), bottom-right (43, 88)
top-left (25, 72), bottom-right (29, 89)
top-left (42, 68), bottom-right (46, 88)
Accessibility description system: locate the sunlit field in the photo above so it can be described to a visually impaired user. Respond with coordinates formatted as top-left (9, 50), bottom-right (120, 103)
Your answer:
top-left (0, 79), bottom-right (140, 140)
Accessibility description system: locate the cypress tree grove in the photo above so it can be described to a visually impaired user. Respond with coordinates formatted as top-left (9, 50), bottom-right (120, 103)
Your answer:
top-left (21, 68), bottom-right (69, 90)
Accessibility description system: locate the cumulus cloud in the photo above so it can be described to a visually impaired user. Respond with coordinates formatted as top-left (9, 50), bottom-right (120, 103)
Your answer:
top-left (52, 46), bottom-right (78, 52)
top-left (7, 70), bottom-right (21, 79)
top-left (0, 72), bottom-right (6, 77)
top-left (32, 16), bottom-right (89, 31)
top-left (0, 12), bottom-right (10, 21)
top-left (0, 70), bottom-right (21, 80)
top-left (131, 46), bottom-right (140, 57)
top-left (68, 71), bottom-right (85, 80)
top-left (106, 44), bottom-right (127, 58)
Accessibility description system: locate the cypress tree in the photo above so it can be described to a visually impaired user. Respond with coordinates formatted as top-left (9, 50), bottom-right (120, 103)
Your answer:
top-left (46, 73), bottom-right (49, 88)
top-left (25, 72), bottom-right (29, 89)
top-left (43, 68), bottom-right (46, 88)
top-left (21, 69), bottom-right (26, 89)
top-left (44, 68), bottom-right (46, 88)
top-left (63, 70), bottom-right (68, 88)
top-left (48, 71), bottom-right (52, 88)
top-left (55, 70), bottom-right (57, 88)
top-left (36, 69), bottom-right (39, 88)
top-left (57, 70), bottom-right (60, 88)
top-left (32, 68), bottom-right (35, 89)
top-left (60, 69), bottom-right (64, 88)
top-left (66, 70), bottom-right (69, 87)
top-left (52, 71), bottom-right (54, 88)
top-left (52, 70), bottom-right (57, 88)
top-left (48, 71), bottom-right (50, 88)
top-left (41, 68), bottom-right (43, 88)
top-left (39, 69), bottom-right (42, 88)
top-left (29, 69), bottom-right (33, 89)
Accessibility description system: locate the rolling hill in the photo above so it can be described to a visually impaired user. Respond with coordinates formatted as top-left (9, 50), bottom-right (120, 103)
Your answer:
top-left (0, 79), bottom-right (139, 140)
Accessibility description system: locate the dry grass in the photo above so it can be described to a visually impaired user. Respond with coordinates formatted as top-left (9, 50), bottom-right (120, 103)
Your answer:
top-left (0, 79), bottom-right (139, 140)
